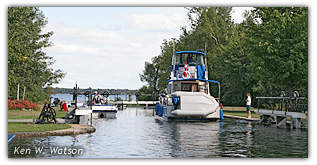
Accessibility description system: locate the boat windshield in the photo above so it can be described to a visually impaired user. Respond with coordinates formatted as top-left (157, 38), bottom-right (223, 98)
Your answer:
top-left (175, 53), bottom-right (205, 66)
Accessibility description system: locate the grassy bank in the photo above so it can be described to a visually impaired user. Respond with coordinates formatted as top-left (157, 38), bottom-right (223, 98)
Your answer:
top-left (8, 122), bottom-right (71, 133)
top-left (8, 108), bottom-right (67, 119)
top-left (223, 111), bottom-right (261, 119)
top-left (222, 106), bottom-right (260, 119)
top-left (223, 106), bottom-right (255, 112)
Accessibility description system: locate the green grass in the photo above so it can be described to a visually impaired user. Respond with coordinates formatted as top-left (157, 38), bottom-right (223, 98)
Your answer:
top-left (223, 111), bottom-right (261, 119)
top-left (8, 108), bottom-right (67, 119)
top-left (222, 106), bottom-right (259, 118)
top-left (56, 111), bottom-right (67, 118)
top-left (223, 106), bottom-right (255, 111)
top-left (8, 122), bottom-right (71, 133)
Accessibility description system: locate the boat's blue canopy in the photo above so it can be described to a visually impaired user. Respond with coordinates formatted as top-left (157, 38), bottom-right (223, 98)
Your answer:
top-left (174, 51), bottom-right (206, 56)
top-left (168, 78), bottom-right (220, 85)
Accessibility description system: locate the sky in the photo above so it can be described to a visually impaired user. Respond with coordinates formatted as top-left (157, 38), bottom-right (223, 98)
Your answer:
top-left (40, 7), bottom-right (252, 89)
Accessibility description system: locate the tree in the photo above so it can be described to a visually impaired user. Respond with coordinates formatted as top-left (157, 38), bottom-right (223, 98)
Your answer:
top-left (136, 85), bottom-right (154, 101)
top-left (246, 7), bottom-right (308, 97)
top-left (139, 7), bottom-right (308, 106)
top-left (8, 7), bottom-right (65, 102)
top-left (139, 59), bottom-right (159, 92)
top-left (217, 24), bottom-right (253, 105)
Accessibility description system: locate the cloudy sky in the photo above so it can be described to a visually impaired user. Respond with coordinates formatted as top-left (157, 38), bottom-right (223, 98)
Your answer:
top-left (40, 7), bottom-right (251, 89)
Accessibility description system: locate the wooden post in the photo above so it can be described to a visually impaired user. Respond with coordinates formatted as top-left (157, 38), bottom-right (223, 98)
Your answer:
top-left (17, 84), bottom-right (20, 100)
top-left (22, 86), bottom-right (26, 100)
top-left (90, 113), bottom-right (93, 125)
top-left (218, 84), bottom-right (221, 103)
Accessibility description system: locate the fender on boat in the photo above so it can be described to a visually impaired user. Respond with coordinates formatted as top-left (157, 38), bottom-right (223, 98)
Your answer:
top-left (170, 91), bottom-right (220, 118)
top-left (171, 106), bottom-right (219, 117)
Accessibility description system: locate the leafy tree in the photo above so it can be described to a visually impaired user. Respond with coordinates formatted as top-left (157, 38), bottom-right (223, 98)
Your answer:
top-left (8, 7), bottom-right (65, 102)
top-left (44, 86), bottom-right (56, 96)
top-left (139, 59), bottom-right (159, 94)
top-left (218, 24), bottom-right (253, 105)
top-left (136, 85), bottom-right (155, 101)
top-left (139, 7), bottom-right (308, 105)
top-left (185, 7), bottom-right (239, 103)
top-left (246, 7), bottom-right (308, 97)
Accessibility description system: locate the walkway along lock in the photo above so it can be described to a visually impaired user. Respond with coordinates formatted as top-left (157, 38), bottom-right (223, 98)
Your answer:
top-left (255, 91), bottom-right (307, 129)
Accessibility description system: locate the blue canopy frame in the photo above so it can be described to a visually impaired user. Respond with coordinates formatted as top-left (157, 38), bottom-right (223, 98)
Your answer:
top-left (168, 78), bottom-right (220, 85)
top-left (174, 51), bottom-right (206, 56)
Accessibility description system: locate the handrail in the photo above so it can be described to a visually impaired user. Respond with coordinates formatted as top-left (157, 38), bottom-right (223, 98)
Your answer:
top-left (256, 94), bottom-right (307, 113)
top-left (167, 78), bottom-right (220, 84)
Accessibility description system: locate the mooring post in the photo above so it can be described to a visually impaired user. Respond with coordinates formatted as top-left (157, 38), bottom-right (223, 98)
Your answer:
top-left (291, 117), bottom-right (301, 129)
top-left (90, 113), bottom-right (93, 125)
top-left (121, 101), bottom-right (123, 110)
top-left (89, 87), bottom-right (92, 109)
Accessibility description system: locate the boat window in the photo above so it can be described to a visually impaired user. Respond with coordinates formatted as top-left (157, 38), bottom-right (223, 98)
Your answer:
top-left (181, 84), bottom-right (191, 92)
top-left (180, 83), bottom-right (199, 92)
top-left (186, 54), bottom-right (195, 66)
top-left (167, 83), bottom-right (172, 94)
top-left (173, 83), bottom-right (181, 92)
top-left (175, 54), bottom-right (184, 66)
top-left (196, 54), bottom-right (205, 65)
top-left (175, 53), bottom-right (205, 67)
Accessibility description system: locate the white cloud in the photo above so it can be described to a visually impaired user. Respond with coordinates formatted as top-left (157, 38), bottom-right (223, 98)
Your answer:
top-left (128, 42), bottom-right (142, 48)
top-left (46, 22), bottom-right (125, 46)
top-left (41, 8), bottom-right (187, 89)
top-left (43, 23), bottom-right (159, 88)
top-left (42, 7), bottom-right (253, 89)
top-left (50, 43), bottom-right (101, 55)
top-left (231, 7), bottom-right (254, 24)
top-left (128, 13), bottom-right (187, 32)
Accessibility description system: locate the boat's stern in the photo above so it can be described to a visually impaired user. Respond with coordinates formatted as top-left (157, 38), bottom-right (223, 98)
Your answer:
top-left (155, 91), bottom-right (220, 120)
top-left (92, 105), bottom-right (118, 119)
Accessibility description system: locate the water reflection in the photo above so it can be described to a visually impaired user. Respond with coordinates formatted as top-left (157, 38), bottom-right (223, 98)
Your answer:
top-left (8, 107), bottom-right (308, 158)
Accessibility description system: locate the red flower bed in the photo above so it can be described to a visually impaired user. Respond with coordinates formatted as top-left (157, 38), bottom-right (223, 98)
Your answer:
top-left (8, 99), bottom-right (40, 111)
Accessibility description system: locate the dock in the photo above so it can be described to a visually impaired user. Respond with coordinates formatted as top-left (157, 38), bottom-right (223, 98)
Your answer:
top-left (255, 93), bottom-right (307, 129)
top-left (110, 100), bottom-right (158, 109)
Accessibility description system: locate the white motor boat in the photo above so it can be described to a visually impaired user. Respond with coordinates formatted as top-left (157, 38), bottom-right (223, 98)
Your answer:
top-left (155, 51), bottom-right (221, 121)
top-left (91, 104), bottom-right (117, 118)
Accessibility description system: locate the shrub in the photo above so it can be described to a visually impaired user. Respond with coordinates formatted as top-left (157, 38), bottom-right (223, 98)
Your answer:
top-left (8, 99), bottom-right (40, 111)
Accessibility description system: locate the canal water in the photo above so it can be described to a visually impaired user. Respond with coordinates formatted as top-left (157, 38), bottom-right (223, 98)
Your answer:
top-left (8, 107), bottom-right (308, 158)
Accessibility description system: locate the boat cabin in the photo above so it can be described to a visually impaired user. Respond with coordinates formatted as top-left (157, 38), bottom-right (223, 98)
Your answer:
top-left (170, 51), bottom-right (207, 80)
top-left (168, 51), bottom-right (216, 95)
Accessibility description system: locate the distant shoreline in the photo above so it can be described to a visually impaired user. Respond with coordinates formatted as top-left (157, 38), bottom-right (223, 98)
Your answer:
top-left (52, 87), bottom-right (138, 95)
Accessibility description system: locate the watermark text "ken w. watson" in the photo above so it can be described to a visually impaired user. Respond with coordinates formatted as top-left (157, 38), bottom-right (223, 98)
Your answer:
top-left (13, 146), bottom-right (84, 156)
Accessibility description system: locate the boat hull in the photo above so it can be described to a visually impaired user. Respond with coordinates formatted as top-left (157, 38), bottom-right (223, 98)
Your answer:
top-left (156, 91), bottom-right (220, 121)
top-left (92, 105), bottom-right (117, 119)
